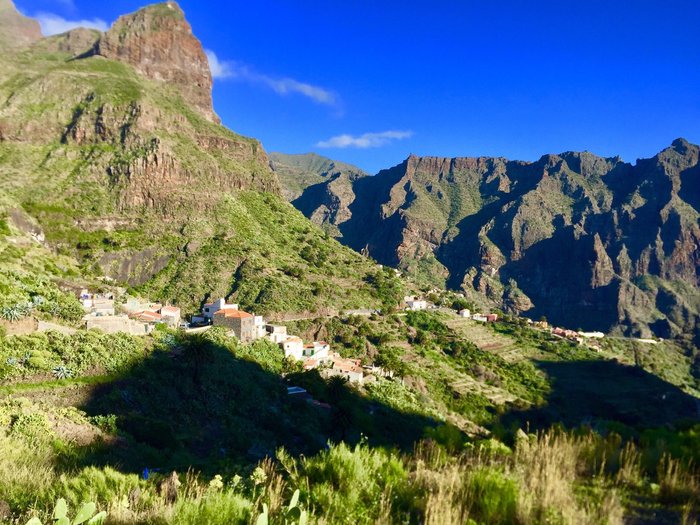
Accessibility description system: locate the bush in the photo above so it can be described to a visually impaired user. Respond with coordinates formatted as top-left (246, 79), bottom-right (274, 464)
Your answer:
top-left (467, 468), bottom-right (518, 525)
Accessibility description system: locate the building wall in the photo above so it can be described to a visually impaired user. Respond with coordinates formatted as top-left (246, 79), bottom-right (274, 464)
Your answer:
top-left (214, 315), bottom-right (256, 343)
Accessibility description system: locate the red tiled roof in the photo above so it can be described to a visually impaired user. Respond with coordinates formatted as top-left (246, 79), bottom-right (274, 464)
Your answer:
top-left (161, 306), bottom-right (180, 315)
top-left (214, 309), bottom-right (253, 319)
top-left (332, 358), bottom-right (363, 374)
top-left (130, 310), bottom-right (162, 322)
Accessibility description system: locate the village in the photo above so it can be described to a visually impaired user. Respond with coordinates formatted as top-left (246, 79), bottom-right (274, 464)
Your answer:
top-left (80, 291), bottom-right (367, 385)
top-left (76, 286), bottom-right (628, 392)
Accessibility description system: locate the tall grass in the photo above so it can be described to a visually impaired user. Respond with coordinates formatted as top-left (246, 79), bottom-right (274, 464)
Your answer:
top-left (1, 429), bottom-right (698, 524)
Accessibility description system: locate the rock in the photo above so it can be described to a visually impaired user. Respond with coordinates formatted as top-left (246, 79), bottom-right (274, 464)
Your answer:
top-left (41, 28), bottom-right (101, 57)
top-left (281, 140), bottom-right (700, 339)
top-left (94, 2), bottom-right (218, 123)
top-left (0, 0), bottom-right (42, 49)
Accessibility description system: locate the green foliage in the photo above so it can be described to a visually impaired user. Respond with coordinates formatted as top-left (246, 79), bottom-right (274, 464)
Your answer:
top-left (25, 498), bottom-right (106, 525)
top-left (57, 467), bottom-right (145, 513)
top-left (365, 378), bottom-right (439, 419)
top-left (0, 216), bottom-right (10, 237)
top-left (466, 468), bottom-right (519, 524)
top-left (9, 413), bottom-right (51, 445)
top-left (172, 490), bottom-right (251, 525)
top-left (374, 345), bottom-right (409, 377)
top-left (289, 442), bottom-right (409, 524)
top-left (0, 331), bottom-right (146, 380)
top-left (364, 267), bottom-right (404, 311)
top-left (0, 270), bottom-right (84, 323)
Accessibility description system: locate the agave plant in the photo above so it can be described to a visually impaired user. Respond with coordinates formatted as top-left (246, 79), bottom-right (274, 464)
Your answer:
top-left (32, 295), bottom-right (46, 306)
top-left (52, 366), bottom-right (73, 380)
top-left (25, 498), bottom-right (106, 525)
top-left (1, 305), bottom-right (25, 322)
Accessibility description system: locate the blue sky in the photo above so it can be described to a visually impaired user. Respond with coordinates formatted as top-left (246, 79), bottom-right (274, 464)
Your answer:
top-left (15, 0), bottom-right (700, 173)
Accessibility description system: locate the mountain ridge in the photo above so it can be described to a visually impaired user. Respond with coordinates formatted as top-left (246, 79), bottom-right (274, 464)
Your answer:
top-left (276, 139), bottom-right (700, 341)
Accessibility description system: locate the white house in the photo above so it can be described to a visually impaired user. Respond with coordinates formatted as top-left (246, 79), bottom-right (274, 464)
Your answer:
top-left (202, 298), bottom-right (239, 320)
top-left (578, 331), bottom-right (605, 339)
top-left (282, 336), bottom-right (304, 360)
top-left (458, 309), bottom-right (471, 318)
top-left (160, 306), bottom-right (181, 327)
top-left (304, 341), bottom-right (330, 359)
top-left (472, 314), bottom-right (488, 323)
top-left (406, 299), bottom-right (427, 311)
top-left (266, 324), bottom-right (288, 344)
top-left (254, 315), bottom-right (266, 339)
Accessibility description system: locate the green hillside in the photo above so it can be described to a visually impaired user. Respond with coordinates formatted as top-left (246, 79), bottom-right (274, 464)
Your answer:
top-left (1, 309), bottom-right (698, 524)
top-left (0, 2), bottom-right (699, 525)
top-left (0, 14), bottom-right (393, 317)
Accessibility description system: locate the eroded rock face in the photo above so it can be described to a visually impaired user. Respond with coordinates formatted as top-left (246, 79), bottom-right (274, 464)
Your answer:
top-left (279, 141), bottom-right (700, 338)
top-left (41, 28), bottom-right (101, 57)
top-left (95, 2), bottom-right (218, 123)
top-left (57, 94), bottom-right (278, 215)
top-left (0, 0), bottom-right (42, 48)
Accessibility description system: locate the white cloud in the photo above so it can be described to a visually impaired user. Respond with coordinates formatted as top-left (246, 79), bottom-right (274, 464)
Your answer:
top-left (316, 130), bottom-right (414, 149)
top-left (205, 49), bottom-right (338, 107)
top-left (35, 12), bottom-right (109, 36)
top-left (205, 50), bottom-right (233, 79)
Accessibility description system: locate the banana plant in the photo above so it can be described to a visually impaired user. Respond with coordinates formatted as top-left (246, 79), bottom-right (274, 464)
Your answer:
top-left (25, 498), bottom-right (106, 525)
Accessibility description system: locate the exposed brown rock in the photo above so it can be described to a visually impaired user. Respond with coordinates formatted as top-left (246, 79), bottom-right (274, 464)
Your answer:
top-left (0, 0), bottom-right (42, 49)
top-left (40, 27), bottom-right (101, 57)
top-left (281, 140), bottom-right (700, 339)
top-left (95, 2), bottom-right (218, 122)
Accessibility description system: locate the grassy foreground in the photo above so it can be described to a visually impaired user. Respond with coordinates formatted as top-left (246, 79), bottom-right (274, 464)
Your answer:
top-left (0, 310), bottom-right (698, 524)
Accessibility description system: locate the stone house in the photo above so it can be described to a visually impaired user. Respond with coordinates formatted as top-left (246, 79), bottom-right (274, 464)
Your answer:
top-left (326, 353), bottom-right (364, 384)
top-left (213, 308), bottom-right (256, 343)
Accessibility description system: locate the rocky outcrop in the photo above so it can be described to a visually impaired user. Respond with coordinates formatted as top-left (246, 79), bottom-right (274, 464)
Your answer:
top-left (0, 0), bottom-right (42, 49)
top-left (41, 28), bottom-right (101, 57)
top-left (281, 141), bottom-right (700, 339)
top-left (95, 2), bottom-right (218, 123)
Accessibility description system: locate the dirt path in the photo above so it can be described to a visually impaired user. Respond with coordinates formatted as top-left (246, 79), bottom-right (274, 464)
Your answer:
top-left (37, 320), bottom-right (78, 335)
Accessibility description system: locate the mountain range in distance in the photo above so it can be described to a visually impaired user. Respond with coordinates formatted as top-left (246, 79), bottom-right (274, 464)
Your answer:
top-left (271, 140), bottom-right (700, 343)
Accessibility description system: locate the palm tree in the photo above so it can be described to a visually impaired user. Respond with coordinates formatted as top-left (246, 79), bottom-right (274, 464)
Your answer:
top-left (180, 332), bottom-right (214, 386)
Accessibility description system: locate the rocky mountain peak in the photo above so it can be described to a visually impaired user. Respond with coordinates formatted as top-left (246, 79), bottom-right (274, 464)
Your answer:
top-left (0, 0), bottom-right (42, 49)
top-left (95, 1), bottom-right (218, 123)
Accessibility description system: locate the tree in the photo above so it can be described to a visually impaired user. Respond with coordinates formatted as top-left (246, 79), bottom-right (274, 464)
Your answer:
top-left (180, 332), bottom-right (215, 385)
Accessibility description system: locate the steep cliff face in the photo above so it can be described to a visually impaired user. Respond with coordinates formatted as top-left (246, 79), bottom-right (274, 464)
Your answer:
top-left (270, 153), bottom-right (368, 236)
top-left (280, 141), bottom-right (700, 339)
top-left (95, 2), bottom-right (218, 123)
top-left (0, 3), bottom-right (385, 316)
top-left (0, 0), bottom-right (42, 49)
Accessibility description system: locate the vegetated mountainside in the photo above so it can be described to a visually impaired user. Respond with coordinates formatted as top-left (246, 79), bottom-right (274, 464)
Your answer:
top-left (0, 1), bottom-right (394, 316)
top-left (279, 142), bottom-right (700, 341)
top-left (269, 152), bottom-right (368, 238)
